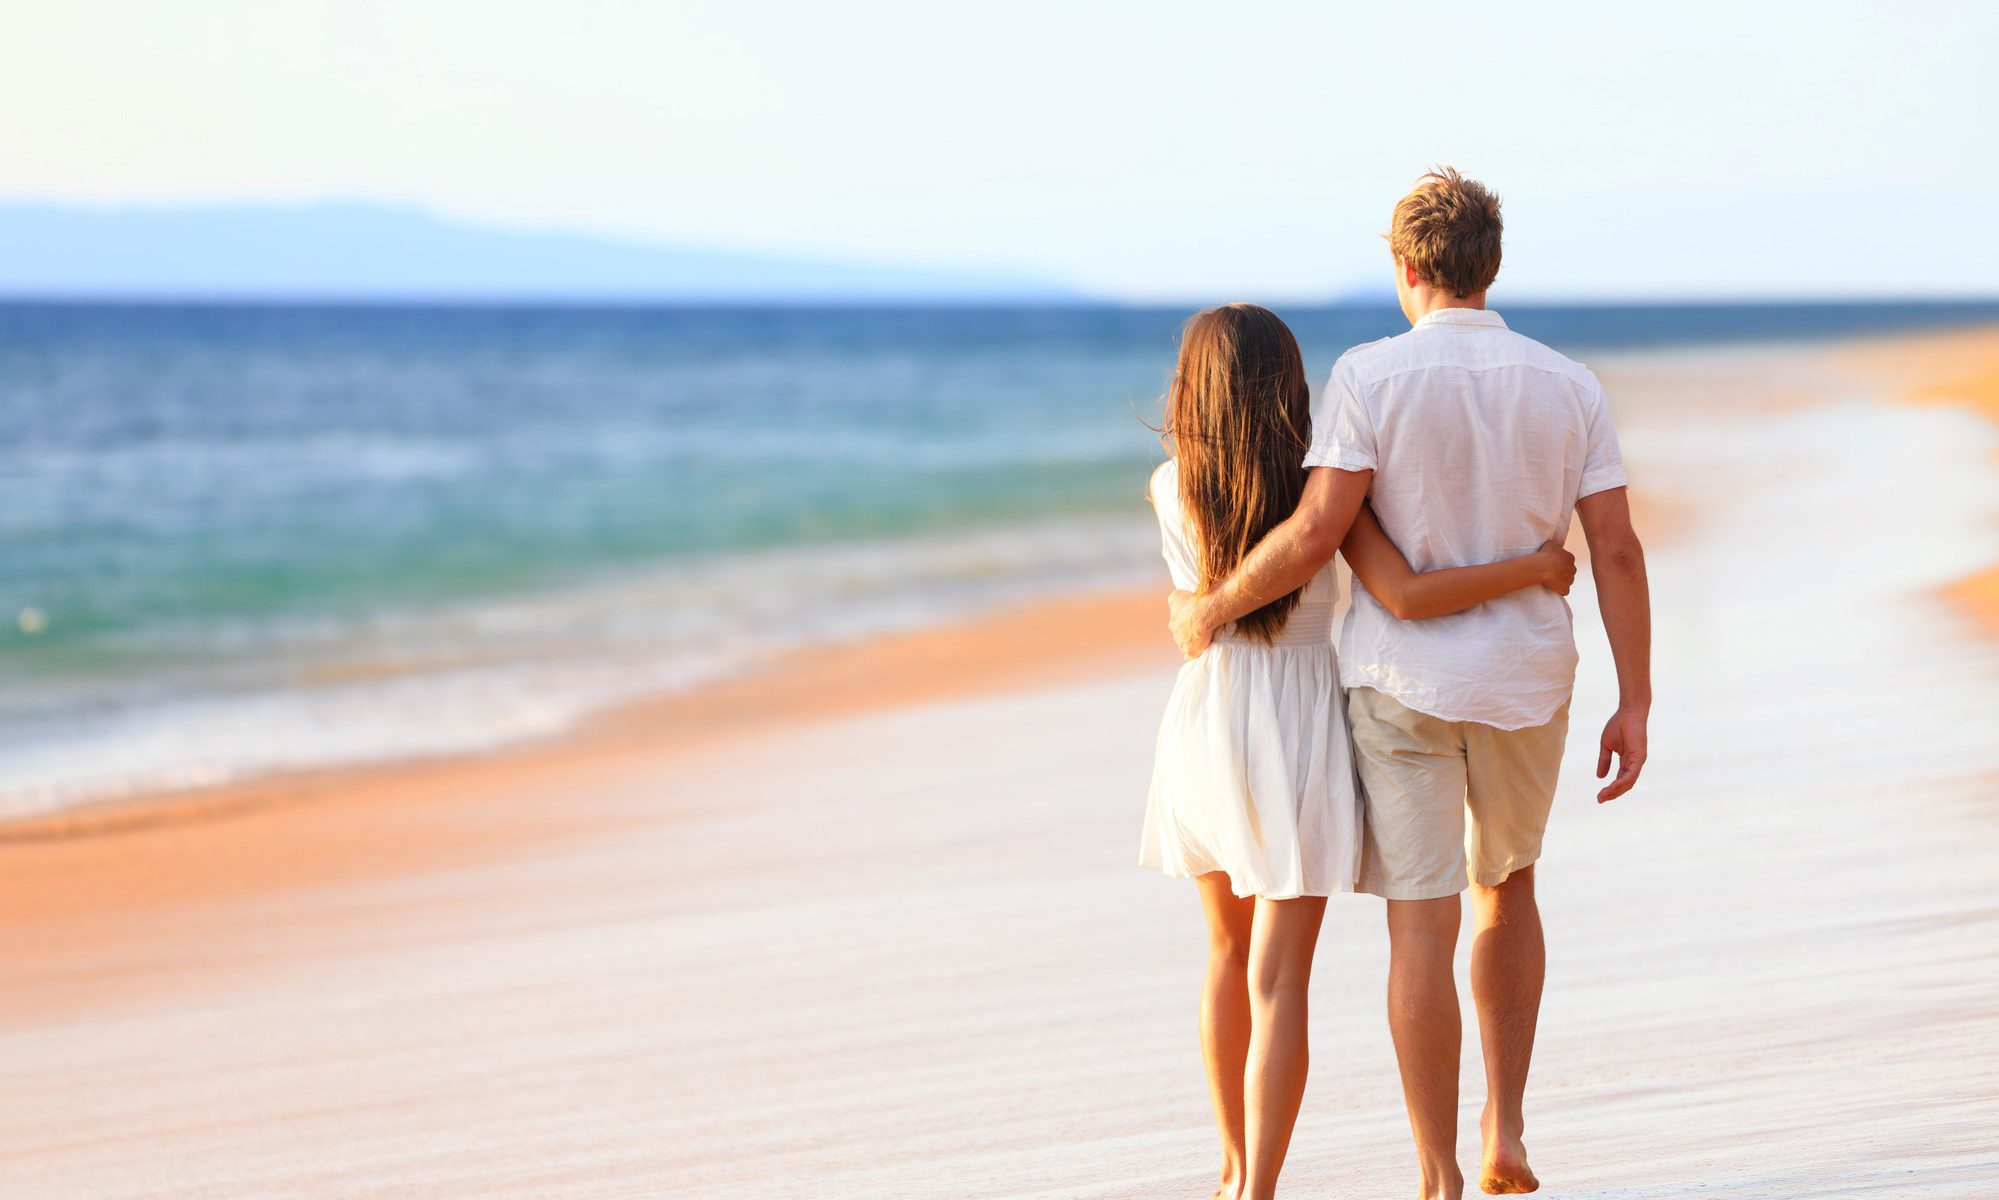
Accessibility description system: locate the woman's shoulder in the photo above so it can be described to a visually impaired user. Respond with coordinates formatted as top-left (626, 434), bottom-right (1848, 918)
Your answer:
top-left (1148, 458), bottom-right (1178, 505)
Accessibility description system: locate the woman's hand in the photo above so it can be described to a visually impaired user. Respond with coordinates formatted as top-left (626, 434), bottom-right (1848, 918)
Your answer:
top-left (1535, 540), bottom-right (1578, 595)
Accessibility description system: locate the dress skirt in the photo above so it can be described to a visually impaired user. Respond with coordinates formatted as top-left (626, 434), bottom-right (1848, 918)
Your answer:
top-left (1140, 619), bottom-right (1362, 899)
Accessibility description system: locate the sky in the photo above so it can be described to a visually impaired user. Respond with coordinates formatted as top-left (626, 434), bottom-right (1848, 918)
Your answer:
top-left (2, 0), bottom-right (1994, 302)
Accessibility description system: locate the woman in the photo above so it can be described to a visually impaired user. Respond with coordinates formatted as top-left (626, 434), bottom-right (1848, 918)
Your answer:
top-left (1140, 304), bottom-right (1574, 1200)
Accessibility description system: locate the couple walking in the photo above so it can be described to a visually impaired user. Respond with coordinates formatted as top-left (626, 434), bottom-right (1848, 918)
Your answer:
top-left (1140, 168), bottom-right (1652, 1199)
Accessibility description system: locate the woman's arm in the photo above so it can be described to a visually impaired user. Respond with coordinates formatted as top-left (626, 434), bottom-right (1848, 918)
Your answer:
top-left (1340, 506), bottom-right (1575, 620)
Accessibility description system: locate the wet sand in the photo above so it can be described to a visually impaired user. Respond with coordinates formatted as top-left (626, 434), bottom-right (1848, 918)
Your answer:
top-left (2, 327), bottom-right (1997, 1198)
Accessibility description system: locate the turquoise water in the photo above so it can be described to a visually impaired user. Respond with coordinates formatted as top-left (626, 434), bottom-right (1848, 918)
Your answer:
top-left (5, 300), bottom-right (1998, 813)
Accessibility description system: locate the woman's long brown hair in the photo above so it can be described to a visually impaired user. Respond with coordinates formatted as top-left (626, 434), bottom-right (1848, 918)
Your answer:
top-left (1164, 304), bottom-right (1313, 643)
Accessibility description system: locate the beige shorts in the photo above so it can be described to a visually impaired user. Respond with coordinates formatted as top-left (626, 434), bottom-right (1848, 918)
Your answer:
top-left (1347, 687), bottom-right (1570, 900)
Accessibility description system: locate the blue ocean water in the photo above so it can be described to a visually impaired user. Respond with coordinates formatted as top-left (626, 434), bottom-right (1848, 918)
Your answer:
top-left (5, 299), bottom-right (1998, 814)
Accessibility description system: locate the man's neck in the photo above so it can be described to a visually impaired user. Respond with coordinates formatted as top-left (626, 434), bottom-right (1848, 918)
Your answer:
top-left (1404, 290), bottom-right (1488, 324)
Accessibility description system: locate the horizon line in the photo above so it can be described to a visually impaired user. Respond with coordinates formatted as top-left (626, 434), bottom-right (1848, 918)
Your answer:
top-left (3, 292), bottom-right (1999, 310)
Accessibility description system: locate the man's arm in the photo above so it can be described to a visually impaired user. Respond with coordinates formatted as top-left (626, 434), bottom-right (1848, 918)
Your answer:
top-left (1167, 466), bottom-right (1372, 657)
top-left (1575, 486), bottom-right (1651, 802)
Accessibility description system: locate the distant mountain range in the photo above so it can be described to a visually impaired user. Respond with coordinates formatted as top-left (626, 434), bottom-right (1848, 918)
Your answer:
top-left (0, 202), bottom-right (1078, 302)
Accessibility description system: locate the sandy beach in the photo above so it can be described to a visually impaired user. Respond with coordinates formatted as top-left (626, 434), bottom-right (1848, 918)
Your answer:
top-left (4, 326), bottom-right (1999, 1198)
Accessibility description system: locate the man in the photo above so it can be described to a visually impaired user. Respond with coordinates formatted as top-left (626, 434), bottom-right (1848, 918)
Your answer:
top-left (1167, 168), bottom-right (1651, 1200)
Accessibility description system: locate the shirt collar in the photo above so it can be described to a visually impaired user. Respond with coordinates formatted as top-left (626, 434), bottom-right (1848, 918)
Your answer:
top-left (1413, 307), bottom-right (1507, 331)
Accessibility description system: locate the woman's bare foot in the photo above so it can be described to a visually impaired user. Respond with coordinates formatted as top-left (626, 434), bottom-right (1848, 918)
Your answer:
top-left (1477, 1127), bottom-right (1538, 1195)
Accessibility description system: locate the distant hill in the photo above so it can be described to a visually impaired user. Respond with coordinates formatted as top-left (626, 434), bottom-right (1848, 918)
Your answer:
top-left (0, 202), bottom-right (1077, 302)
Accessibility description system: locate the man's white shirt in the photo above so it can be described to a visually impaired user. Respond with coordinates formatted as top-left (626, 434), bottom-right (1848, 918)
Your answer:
top-left (1307, 308), bottom-right (1627, 730)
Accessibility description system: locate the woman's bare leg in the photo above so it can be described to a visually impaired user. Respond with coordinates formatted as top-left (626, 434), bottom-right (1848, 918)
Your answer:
top-left (1195, 873), bottom-right (1255, 1199)
top-left (1242, 895), bottom-right (1328, 1200)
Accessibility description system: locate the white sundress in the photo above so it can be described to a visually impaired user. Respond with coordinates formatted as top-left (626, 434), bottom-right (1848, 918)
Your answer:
top-left (1139, 460), bottom-right (1363, 899)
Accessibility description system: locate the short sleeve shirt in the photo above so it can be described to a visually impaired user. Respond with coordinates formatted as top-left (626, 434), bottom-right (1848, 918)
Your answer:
top-left (1306, 308), bottom-right (1626, 729)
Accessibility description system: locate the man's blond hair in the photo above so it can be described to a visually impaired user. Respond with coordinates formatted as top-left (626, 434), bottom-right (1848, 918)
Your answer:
top-left (1388, 167), bottom-right (1503, 298)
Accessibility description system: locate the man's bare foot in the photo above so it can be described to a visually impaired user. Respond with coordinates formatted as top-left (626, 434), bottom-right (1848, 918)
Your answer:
top-left (1478, 1128), bottom-right (1538, 1195)
top-left (1415, 1164), bottom-right (1464, 1200)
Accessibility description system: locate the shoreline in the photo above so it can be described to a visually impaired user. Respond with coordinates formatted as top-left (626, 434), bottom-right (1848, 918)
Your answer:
top-left (0, 586), bottom-right (1175, 844)
top-left (1836, 323), bottom-right (1999, 636)
top-left (12, 318), bottom-right (1999, 841)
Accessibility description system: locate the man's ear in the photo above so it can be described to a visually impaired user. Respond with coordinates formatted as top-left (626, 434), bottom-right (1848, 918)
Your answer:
top-left (1399, 257), bottom-right (1422, 290)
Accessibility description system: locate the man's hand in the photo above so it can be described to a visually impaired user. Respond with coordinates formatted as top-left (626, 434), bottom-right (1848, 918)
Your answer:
top-left (1595, 704), bottom-right (1648, 802)
top-left (1578, 487), bottom-right (1651, 804)
top-left (1167, 467), bottom-right (1371, 655)
top-left (1167, 590), bottom-right (1215, 659)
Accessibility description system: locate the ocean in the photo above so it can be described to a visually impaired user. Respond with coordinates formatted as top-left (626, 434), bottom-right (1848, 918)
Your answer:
top-left (6, 299), bottom-right (1998, 817)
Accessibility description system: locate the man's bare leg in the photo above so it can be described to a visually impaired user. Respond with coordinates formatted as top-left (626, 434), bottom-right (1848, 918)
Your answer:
top-left (1386, 895), bottom-right (1464, 1200)
top-left (1469, 867), bottom-right (1543, 1195)
top-left (1241, 895), bottom-right (1327, 1200)
top-left (1195, 873), bottom-right (1256, 1199)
